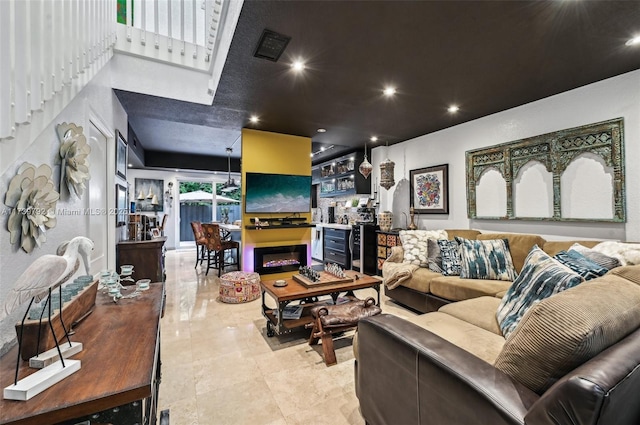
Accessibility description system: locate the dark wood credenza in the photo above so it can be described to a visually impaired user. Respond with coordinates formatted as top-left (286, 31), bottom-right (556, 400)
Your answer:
top-left (117, 237), bottom-right (166, 283)
top-left (0, 283), bottom-right (165, 425)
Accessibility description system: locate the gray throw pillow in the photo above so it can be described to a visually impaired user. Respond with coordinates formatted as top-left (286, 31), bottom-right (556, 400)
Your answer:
top-left (437, 239), bottom-right (461, 276)
top-left (427, 238), bottom-right (443, 273)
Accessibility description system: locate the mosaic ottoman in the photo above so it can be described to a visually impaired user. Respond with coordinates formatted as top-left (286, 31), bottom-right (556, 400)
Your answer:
top-left (219, 271), bottom-right (261, 304)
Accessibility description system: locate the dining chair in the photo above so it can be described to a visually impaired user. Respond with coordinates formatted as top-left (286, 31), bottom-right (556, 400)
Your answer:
top-left (201, 223), bottom-right (240, 277)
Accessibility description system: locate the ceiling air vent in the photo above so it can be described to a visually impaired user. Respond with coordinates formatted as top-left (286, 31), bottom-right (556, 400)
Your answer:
top-left (253, 29), bottom-right (291, 62)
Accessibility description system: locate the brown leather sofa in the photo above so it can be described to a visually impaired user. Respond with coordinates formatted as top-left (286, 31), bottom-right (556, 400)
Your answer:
top-left (355, 265), bottom-right (640, 425)
top-left (383, 229), bottom-right (600, 313)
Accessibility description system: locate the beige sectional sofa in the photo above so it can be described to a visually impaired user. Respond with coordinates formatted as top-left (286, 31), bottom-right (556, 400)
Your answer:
top-left (382, 229), bottom-right (599, 313)
top-left (356, 264), bottom-right (640, 425)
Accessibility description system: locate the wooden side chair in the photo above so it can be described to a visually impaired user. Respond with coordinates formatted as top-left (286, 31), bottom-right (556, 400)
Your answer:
top-left (190, 221), bottom-right (207, 268)
top-left (201, 223), bottom-right (240, 277)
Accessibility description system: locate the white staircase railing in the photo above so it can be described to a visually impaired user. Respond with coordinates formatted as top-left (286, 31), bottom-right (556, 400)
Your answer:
top-left (0, 0), bottom-right (116, 141)
top-left (114, 0), bottom-right (226, 72)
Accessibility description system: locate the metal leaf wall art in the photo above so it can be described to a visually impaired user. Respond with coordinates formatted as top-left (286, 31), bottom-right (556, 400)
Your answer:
top-left (5, 163), bottom-right (60, 253)
top-left (57, 122), bottom-right (91, 199)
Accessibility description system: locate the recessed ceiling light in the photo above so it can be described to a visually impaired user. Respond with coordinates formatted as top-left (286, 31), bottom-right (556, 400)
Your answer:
top-left (626, 36), bottom-right (640, 46)
top-left (250, 115), bottom-right (259, 123)
top-left (128, 163), bottom-right (132, 167)
top-left (383, 87), bottom-right (396, 96)
top-left (310, 153), bottom-right (314, 157)
top-left (292, 60), bottom-right (306, 72)
top-left (448, 105), bottom-right (460, 113)
top-left (317, 128), bottom-right (326, 133)
top-left (320, 147), bottom-right (325, 152)
top-left (370, 136), bottom-right (378, 142)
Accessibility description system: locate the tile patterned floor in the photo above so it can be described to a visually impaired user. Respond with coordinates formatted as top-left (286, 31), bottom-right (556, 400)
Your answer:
top-left (158, 250), bottom-right (418, 424)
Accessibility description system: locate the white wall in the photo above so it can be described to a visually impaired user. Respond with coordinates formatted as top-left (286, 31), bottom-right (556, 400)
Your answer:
top-left (371, 70), bottom-right (640, 242)
top-left (0, 63), bottom-right (127, 355)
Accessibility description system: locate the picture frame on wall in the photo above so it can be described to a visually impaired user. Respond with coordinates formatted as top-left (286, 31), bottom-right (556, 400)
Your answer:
top-left (116, 130), bottom-right (127, 179)
top-left (116, 184), bottom-right (128, 227)
top-left (410, 164), bottom-right (449, 214)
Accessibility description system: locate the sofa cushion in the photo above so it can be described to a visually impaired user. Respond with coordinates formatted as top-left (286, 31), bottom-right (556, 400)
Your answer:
top-left (445, 229), bottom-right (481, 240)
top-left (427, 238), bottom-right (443, 273)
top-left (591, 241), bottom-right (640, 266)
top-left (398, 267), bottom-right (441, 293)
top-left (494, 271), bottom-right (640, 394)
top-left (477, 233), bottom-right (547, 273)
top-left (438, 296), bottom-right (503, 335)
top-left (570, 243), bottom-right (621, 270)
top-left (438, 239), bottom-right (461, 276)
top-left (430, 276), bottom-right (512, 302)
top-left (406, 311), bottom-right (505, 364)
top-left (496, 246), bottom-right (584, 339)
top-left (553, 250), bottom-right (608, 280)
top-left (456, 237), bottom-right (518, 281)
top-left (542, 240), bottom-right (599, 257)
top-left (399, 229), bottom-right (448, 267)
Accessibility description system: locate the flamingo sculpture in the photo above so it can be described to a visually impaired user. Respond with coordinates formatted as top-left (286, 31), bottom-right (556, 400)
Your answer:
top-left (0, 236), bottom-right (93, 320)
top-left (0, 236), bottom-right (93, 387)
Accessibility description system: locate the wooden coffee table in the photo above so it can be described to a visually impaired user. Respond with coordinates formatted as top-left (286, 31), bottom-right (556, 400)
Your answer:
top-left (261, 270), bottom-right (381, 337)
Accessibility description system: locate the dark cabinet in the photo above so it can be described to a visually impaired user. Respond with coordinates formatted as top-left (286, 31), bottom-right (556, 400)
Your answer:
top-left (315, 152), bottom-right (371, 198)
top-left (324, 227), bottom-right (351, 269)
top-left (117, 237), bottom-right (166, 283)
top-left (376, 230), bottom-right (401, 275)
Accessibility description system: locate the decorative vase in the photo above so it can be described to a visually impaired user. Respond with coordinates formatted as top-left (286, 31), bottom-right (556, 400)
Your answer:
top-left (378, 211), bottom-right (393, 232)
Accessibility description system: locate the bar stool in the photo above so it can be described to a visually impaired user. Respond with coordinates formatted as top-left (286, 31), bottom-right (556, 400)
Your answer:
top-left (201, 223), bottom-right (240, 277)
top-left (190, 221), bottom-right (207, 268)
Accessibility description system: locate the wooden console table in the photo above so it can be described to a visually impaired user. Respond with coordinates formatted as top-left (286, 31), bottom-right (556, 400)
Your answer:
top-left (117, 237), bottom-right (166, 283)
top-left (0, 283), bottom-right (165, 425)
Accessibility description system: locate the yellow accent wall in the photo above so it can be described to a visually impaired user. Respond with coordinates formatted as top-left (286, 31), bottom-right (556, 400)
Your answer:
top-left (241, 129), bottom-right (312, 280)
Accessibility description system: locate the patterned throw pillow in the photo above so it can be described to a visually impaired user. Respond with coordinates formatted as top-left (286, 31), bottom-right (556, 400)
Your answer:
top-left (399, 229), bottom-right (448, 267)
top-left (554, 250), bottom-right (608, 280)
top-left (437, 239), bottom-right (461, 276)
top-left (427, 238), bottom-right (443, 273)
top-left (455, 237), bottom-right (517, 281)
top-left (496, 246), bottom-right (584, 339)
top-left (569, 243), bottom-right (621, 270)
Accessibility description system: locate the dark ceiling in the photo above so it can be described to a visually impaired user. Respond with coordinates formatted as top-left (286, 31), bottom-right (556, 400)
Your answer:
top-left (116, 0), bottom-right (640, 171)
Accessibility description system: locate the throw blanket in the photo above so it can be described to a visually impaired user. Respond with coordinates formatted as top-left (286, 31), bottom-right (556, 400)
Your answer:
top-left (383, 261), bottom-right (419, 289)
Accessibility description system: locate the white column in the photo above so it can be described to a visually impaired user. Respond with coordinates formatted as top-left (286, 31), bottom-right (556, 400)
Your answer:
top-left (30, 0), bottom-right (42, 110)
top-left (0, 0), bottom-right (12, 138)
top-left (42, 0), bottom-right (53, 100)
top-left (14, 0), bottom-right (29, 123)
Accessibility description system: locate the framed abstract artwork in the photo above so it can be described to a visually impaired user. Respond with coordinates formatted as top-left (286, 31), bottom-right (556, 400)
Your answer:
top-left (116, 184), bottom-right (128, 227)
top-left (410, 164), bottom-right (449, 214)
top-left (116, 130), bottom-right (127, 180)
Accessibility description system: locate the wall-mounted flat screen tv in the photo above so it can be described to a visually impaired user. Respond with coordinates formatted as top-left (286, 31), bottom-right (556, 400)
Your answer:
top-left (245, 172), bottom-right (312, 214)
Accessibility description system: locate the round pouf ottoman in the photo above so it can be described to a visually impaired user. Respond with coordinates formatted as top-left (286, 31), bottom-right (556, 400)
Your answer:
top-left (219, 271), bottom-right (261, 304)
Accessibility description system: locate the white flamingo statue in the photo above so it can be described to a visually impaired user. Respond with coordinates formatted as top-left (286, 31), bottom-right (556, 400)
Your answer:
top-left (1, 236), bottom-right (93, 397)
top-left (1, 236), bottom-right (93, 320)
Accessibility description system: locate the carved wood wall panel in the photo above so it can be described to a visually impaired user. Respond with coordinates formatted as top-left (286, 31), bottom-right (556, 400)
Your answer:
top-left (466, 118), bottom-right (625, 222)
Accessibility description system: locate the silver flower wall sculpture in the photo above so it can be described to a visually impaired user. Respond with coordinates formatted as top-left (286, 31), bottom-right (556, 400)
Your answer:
top-left (5, 163), bottom-right (60, 253)
top-left (57, 122), bottom-right (91, 199)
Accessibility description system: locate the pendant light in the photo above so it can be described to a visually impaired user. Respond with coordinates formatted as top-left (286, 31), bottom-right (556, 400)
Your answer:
top-left (379, 141), bottom-right (395, 190)
top-left (221, 147), bottom-right (239, 192)
top-left (358, 142), bottom-right (373, 179)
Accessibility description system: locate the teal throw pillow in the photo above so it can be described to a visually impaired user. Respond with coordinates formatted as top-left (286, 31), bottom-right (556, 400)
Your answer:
top-left (455, 237), bottom-right (518, 281)
top-left (554, 250), bottom-right (608, 280)
top-left (437, 239), bottom-right (461, 276)
top-left (496, 245), bottom-right (584, 338)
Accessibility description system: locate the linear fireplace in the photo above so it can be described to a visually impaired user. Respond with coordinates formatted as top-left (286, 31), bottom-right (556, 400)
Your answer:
top-left (254, 244), bottom-right (307, 275)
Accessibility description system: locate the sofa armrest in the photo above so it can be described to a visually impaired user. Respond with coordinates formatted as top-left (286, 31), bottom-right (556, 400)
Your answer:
top-left (356, 314), bottom-right (539, 425)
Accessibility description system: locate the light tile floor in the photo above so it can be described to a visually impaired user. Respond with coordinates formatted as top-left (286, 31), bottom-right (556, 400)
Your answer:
top-left (158, 250), bottom-right (418, 425)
